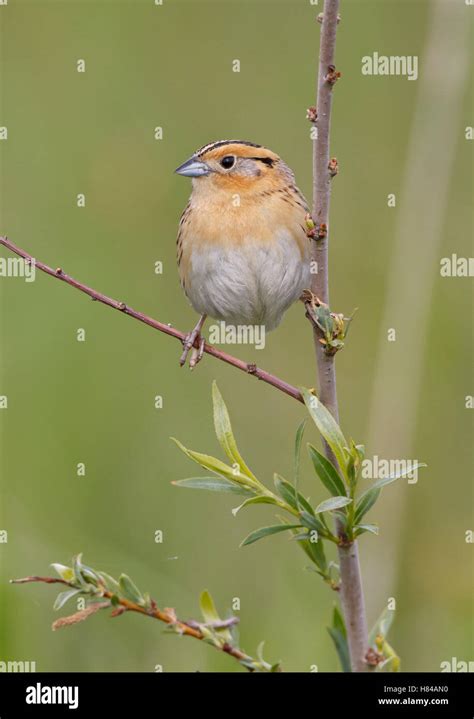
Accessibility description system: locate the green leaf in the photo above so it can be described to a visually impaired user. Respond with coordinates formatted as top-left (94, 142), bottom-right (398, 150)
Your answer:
top-left (295, 491), bottom-right (318, 518)
top-left (299, 510), bottom-right (326, 533)
top-left (314, 496), bottom-right (352, 514)
top-left (142, 592), bottom-right (153, 610)
top-left (256, 640), bottom-right (266, 664)
top-left (51, 563), bottom-right (75, 583)
top-left (354, 463), bottom-right (427, 524)
top-left (212, 382), bottom-right (256, 481)
top-left (308, 444), bottom-right (347, 497)
top-left (291, 531), bottom-right (312, 541)
top-left (240, 524), bottom-right (301, 547)
top-left (173, 477), bottom-right (254, 496)
top-left (354, 523), bottom-right (379, 537)
top-left (231, 495), bottom-right (280, 517)
top-left (294, 419), bottom-right (306, 486)
top-left (72, 553), bottom-right (87, 588)
top-left (368, 462), bottom-right (427, 492)
top-left (355, 444), bottom-right (365, 462)
top-left (273, 474), bottom-right (314, 515)
top-left (304, 528), bottom-right (318, 542)
top-left (79, 563), bottom-right (101, 586)
top-left (303, 534), bottom-right (327, 572)
top-left (273, 474), bottom-right (295, 507)
top-left (200, 589), bottom-right (232, 642)
top-left (332, 511), bottom-right (349, 536)
top-left (199, 589), bottom-right (220, 624)
top-left (98, 572), bottom-right (121, 595)
top-left (328, 605), bottom-right (351, 672)
top-left (287, 521), bottom-right (328, 573)
top-left (313, 303), bottom-right (334, 335)
top-left (354, 488), bottom-right (381, 524)
top-left (171, 438), bottom-right (255, 488)
top-left (328, 627), bottom-right (351, 673)
top-left (300, 387), bottom-right (348, 477)
top-left (332, 604), bottom-right (347, 638)
top-left (53, 588), bottom-right (82, 611)
top-left (369, 606), bottom-right (395, 647)
top-left (118, 574), bottom-right (145, 605)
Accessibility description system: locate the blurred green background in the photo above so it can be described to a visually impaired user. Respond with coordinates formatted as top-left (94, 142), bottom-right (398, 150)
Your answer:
top-left (0, 0), bottom-right (472, 672)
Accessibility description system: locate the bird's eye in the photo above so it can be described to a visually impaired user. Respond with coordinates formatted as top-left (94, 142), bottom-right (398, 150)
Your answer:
top-left (220, 155), bottom-right (235, 170)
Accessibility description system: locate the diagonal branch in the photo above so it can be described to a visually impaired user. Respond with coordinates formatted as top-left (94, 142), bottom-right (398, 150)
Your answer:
top-left (0, 235), bottom-right (302, 404)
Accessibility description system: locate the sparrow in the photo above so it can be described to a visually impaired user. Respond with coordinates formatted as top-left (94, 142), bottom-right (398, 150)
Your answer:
top-left (175, 140), bottom-right (311, 367)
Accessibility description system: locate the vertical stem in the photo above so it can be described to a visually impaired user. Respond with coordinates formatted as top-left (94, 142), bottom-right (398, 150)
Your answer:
top-left (310, 0), bottom-right (369, 672)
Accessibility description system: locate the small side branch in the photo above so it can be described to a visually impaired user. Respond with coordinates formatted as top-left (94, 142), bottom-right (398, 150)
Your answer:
top-left (11, 574), bottom-right (266, 671)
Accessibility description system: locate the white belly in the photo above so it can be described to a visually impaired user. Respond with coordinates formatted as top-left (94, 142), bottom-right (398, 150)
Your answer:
top-left (186, 231), bottom-right (310, 331)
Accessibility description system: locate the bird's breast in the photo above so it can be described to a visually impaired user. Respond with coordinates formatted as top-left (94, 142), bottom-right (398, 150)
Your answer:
top-left (180, 216), bottom-right (310, 330)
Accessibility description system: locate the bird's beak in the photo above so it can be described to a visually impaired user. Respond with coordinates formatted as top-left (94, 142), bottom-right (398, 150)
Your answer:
top-left (175, 156), bottom-right (211, 178)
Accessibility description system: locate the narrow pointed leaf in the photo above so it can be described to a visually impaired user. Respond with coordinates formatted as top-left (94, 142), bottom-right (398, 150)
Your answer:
top-left (354, 463), bottom-right (427, 524)
top-left (308, 444), bottom-right (347, 497)
top-left (200, 590), bottom-right (232, 643)
top-left (171, 438), bottom-right (255, 487)
top-left (79, 563), bottom-right (101, 585)
top-left (51, 564), bottom-right (75, 583)
top-left (301, 534), bottom-right (327, 572)
top-left (98, 572), bottom-right (121, 595)
top-left (53, 588), bottom-right (82, 611)
top-left (368, 462), bottom-right (427, 492)
top-left (369, 606), bottom-right (396, 646)
top-left (332, 604), bottom-right (347, 638)
top-left (212, 382), bottom-right (256, 480)
top-left (199, 590), bottom-right (220, 624)
top-left (354, 523), bottom-right (379, 537)
top-left (328, 606), bottom-right (350, 672)
top-left (355, 444), bottom-right (365, 461)
top-left (118, 574), bottom-right (144, 605)
top-left (327, 627), bottom-right (351, 673)
top-left (314, 496), bottom-right (352, 514)
top-left (173, 477), bottom-right (254, 496)
top-left (240, 524), bottom-right (301, 547)
top-left (291, 531), bottom-right (312, 541)
top-left (300, 510), bottom-right (326, 533)
top-left (294, 419), bottom-right (306, 486)
top-left (231, 495), bottom-right (279, 516)
top-left (354, 488), bottom-right (380, 524)
top-left (273, 474), bottom-right (297, 508)
top-left (300, 387), bottom-right (348, 477)
top-left (273, 474), bottom-right (314, 515)
top-left (72, 553), bottom-right (87, 588)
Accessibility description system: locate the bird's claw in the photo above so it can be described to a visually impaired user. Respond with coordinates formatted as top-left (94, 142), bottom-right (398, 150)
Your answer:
top-left (179, 332), bottom-right (197, 367)
top-left (189, 336), bottom-right (205, 370)
top-left (179, 315), bottom-right (207, 368)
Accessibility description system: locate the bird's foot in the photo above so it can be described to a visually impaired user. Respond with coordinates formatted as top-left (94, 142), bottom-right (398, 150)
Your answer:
top-left (179, 315), bottom-right (207, 369)
top-left (189, 335), bottom-right (205, 369)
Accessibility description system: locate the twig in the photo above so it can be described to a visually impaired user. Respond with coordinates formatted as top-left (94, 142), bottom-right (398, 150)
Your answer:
top-left (0, 236), bottom-right (302, 403)
top-left (310, 0), bottom-right (369, 672)
top-left (11, 575), bottom-right (257, 669)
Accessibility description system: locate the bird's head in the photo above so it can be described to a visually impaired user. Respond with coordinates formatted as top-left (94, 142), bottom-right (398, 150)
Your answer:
top-left (175, 140), bottom-right (294, 196)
